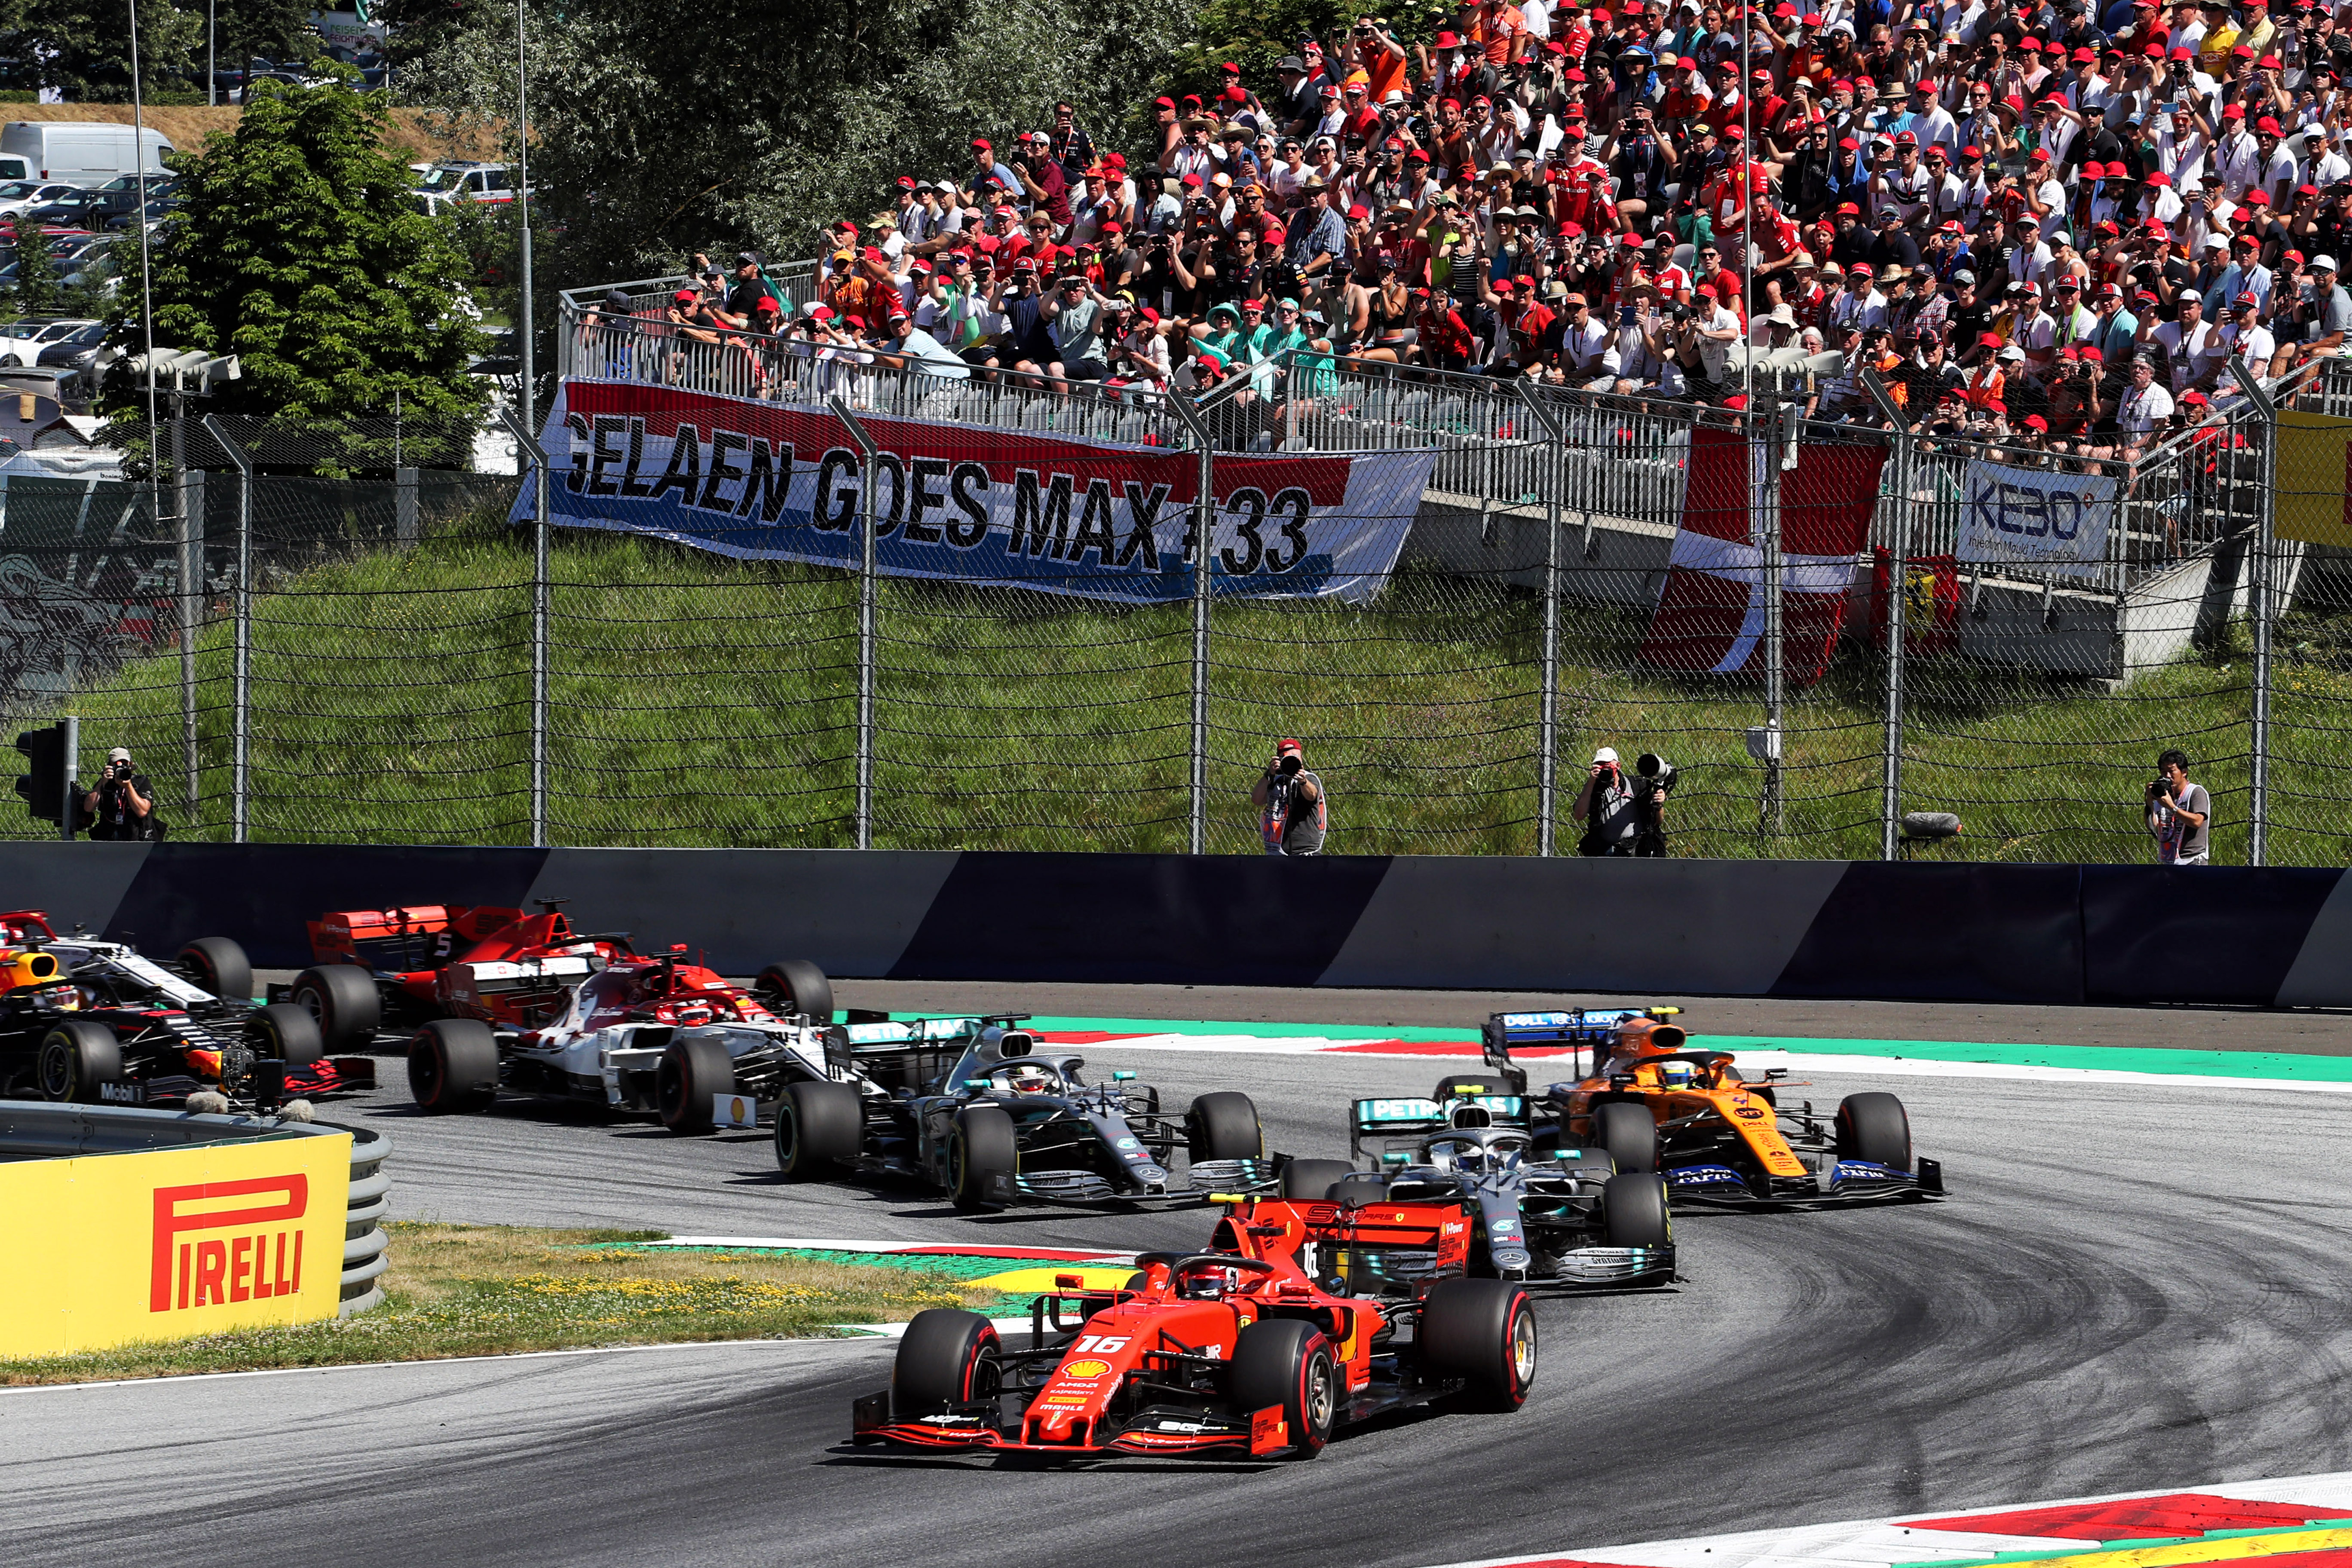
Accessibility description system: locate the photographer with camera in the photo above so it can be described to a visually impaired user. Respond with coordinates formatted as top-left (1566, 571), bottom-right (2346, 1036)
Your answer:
top-left (1572, 745), bottom-right (1671, 857)
top-left (2146, 747), bottom-right (2211, 865)
top-left (83, 747), bottom-right (159, 842)
top-left (1252, 737), bottom-right (1327, 856)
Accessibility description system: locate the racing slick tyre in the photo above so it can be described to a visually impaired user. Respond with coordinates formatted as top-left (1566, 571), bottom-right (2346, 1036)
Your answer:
top-left (1836, 1091), bottom-right (1912, 1170)
top-left (1600, 1171), bottom-right (1673, 1250)
top-left (408, 1019), bottom-right (499, 1114)
top-left (37, 1019), bottom-right (122, 1102)
top-left (949, 1104), bottom-right (1019, 1210)
top-left (893, 1308), bottom-right (1004, 1417)
top-left (1588, 1101), bottom-right (1659, 1173)
top-left (1280, 1158), bottom-right (1354, 1202)
top-left (657, 1035), bottom-right (736, 1134)
top-left (754, 960), bottom-right (833, 1024)
top-left (1186, 1091), bottom-right (1264, 1162)
top-left (1228, 1317), bottom-right (1338, 1460)
top-left (290, 965), bottom-right (380, 1052)
top-left (775, 1078), bottom-right (862, 1178)
top-left (1418, 1277), bottom-right (1538, 1413)
top-left (177, 936), bottom-right (253, 1004)
top-left (248, 1001), bottom-right (324, 1068)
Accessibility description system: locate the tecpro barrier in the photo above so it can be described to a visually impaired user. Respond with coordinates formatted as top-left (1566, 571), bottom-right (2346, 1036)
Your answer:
top-left (0, 1103), bottom-right (380, 1358)
top-left (3, 842), bottom-right (2346, 1008)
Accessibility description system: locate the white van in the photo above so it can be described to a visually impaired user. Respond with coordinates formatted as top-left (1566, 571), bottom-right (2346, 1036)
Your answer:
top-left (0, 124), bottom-right (172, 188)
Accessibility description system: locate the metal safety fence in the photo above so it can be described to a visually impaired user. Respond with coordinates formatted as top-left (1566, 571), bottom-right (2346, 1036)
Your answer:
top-left (0, 348), bottom-right (2345, 866)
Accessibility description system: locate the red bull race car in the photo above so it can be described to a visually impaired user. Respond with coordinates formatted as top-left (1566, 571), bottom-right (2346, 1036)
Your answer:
top-left (1480, 1008), bottom-right (1944, 1207)
top-left (851, 1192), bottom-right (1537, 1461)
top-left (0, 911), bottom-right (374, 1108)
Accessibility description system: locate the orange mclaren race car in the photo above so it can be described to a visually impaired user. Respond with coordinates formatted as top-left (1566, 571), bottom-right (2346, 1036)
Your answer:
top-left (851, 1194), bottom-right (1537, 1461)
top-left (1478, 1009), bottom-right (1944, 1207)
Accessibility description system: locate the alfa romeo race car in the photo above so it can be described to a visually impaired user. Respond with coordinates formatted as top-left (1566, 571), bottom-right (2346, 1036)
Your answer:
top-left (301, 899), bottom-right (790, 1045)
top-left (774, 1016), bottom-right (1274, 1210)
top-left (0, 912), bottom-right (374, 1108)
top-left (1265, 1081), bottom-right (1675, 1289)
top-left (851, 1194), bottom-right (1537, 1461)
top-left (397, 931), bottom-right (845, 1133)
top-left (1481, 1009), bottom-right (1944, 1207)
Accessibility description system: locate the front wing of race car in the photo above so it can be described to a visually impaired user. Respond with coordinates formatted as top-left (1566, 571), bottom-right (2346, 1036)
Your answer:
top-left (1010, 1157), bottom-right (1280, 1207)
top-left (1664, 1155), bottom-right (1945, 1207)
top-left (850, 1392), bottom-right (1295, 1459)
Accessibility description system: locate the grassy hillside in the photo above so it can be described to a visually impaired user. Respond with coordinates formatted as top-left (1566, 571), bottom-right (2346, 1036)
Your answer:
top-left (1, 105), bottom-right (499, 165)
top-left (43, 520), bottom-right (2352, 863)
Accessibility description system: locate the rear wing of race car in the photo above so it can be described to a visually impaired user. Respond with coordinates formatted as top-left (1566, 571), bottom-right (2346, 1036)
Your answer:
top-left (1479, 1008), bottom-right (1680, 1082)
top-left (1350, 1094), bottom-right (1530, 1163)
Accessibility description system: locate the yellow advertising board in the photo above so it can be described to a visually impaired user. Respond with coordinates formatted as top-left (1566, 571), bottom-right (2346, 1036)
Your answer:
top-left (2276, 410), bottom-right (2352, 546)
top-left (0, 1130), bottom-right (352, 1358)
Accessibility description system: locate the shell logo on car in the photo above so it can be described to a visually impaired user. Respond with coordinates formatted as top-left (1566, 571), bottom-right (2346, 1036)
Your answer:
top-left (1058, 1359), bottom-right (1113, 1379)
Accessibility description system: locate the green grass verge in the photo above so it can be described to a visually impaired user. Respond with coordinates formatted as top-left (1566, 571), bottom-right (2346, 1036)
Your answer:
top-left (0, 1222), bottom-right (1004, 1386)
top-left (34, 514), bottom-right (2352, 861)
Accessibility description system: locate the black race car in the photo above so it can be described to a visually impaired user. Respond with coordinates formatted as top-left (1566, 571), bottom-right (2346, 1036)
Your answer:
top-left (773, 1015), bottom-right (1272, 1209)
top-left (0, 910), bottom-right (376, 1108)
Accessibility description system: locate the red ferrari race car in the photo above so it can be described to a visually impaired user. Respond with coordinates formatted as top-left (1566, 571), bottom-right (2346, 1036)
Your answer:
top-left (851, 1193), bottom-right (1538, 1462)
top-left (306, 900), bottom-right (842, 1132)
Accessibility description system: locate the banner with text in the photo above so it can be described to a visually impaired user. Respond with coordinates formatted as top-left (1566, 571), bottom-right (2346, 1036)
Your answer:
top-left (1953, 459), bottom-right (2116, 578)
top-left (521, 381), bottom-right (1437, 603)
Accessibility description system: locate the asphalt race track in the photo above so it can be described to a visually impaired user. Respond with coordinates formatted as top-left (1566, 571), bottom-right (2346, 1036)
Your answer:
top-left (10, 993), bottom-right (2352, 1568)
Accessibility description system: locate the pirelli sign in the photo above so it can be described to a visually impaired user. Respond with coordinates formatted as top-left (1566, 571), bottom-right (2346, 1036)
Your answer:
top-left (1, 1131), bottom-right (352, 1357)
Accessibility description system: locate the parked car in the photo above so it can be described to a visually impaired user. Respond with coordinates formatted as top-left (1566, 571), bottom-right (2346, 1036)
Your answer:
top-left (0, 122), bottom-right (172, 187)
top-left (104, 198), bottom-right (175, 232)
top-left (24, 190), bottom-right (115, 228)
top-left (0, 181), bottom-right (76, 217)
top-left (0, 317), bottom-right (97, 367)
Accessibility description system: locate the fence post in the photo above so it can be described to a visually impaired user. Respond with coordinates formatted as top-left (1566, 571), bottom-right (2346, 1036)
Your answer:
top-left (173, 420), bottom-right (199, 818)
top-left (828, 395), bottom-right (880, 851)
top-left (201, 416), bottom-right (252, 844)
top-left (1164, 392), bottom-right (1215, 856)
top-left (1515, 382), bottom-right (1566, 857)
top-left (497, 406), bottom-right (552, 848)
top-left (1759, 402), bottom-right (1787, 844)
top-left (1861, 371), bottom-right (1908, 862)
top-left (2231, 355), bottom-right (2275, 867)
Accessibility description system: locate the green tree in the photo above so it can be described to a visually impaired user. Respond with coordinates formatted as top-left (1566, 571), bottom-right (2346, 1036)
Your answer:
top-left (407, 0), bottom-right (1188, 287)
top-left (0, 0), bottom-right (205, 99)
top-left (11, 222), bottom-right (60, 316)
top-left (212, 0), bottom-right (320, 86)
top-left (375, 0), bottom-right (477, 73)
top-left (119, 69), bottom-right (486, 424)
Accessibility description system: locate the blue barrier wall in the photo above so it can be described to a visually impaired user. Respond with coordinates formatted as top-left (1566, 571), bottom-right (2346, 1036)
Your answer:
top-left (1, 844), bottom-right (2340, 1007)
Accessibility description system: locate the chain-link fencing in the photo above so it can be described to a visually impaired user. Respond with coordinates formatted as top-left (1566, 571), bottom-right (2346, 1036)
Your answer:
top-left (2, 356), bottom-right (2345, 864)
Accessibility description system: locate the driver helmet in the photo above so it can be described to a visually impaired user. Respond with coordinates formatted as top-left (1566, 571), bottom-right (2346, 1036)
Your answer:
top-left (1656, 1059), bottom-right (1697, 1089)
top-left (1007, 1063), bottom-right (1054, 1094)
top-left (1180, 1264), bottom-right (1240, 1300)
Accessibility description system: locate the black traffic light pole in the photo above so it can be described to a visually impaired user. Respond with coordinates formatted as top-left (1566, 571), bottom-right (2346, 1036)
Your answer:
top-left (14, 716), bottom-right (77, 839)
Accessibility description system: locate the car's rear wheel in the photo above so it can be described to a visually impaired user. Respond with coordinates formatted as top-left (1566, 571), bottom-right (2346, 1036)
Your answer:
top-left (37, 1019), bottom-right (122, 1102)
top-left (1279, 1158), bottom-right (1354, 1202)
top-left (1229, 1317), bottom-right (1338, 1459)
top-left (656, 1035), bottom-right (736, 1133)
top-left (775, 1078), bottom-right (862, 1177)
top-left (176, 936), bottom-right (252, 1004)
top-left (1600, 1171), bottom-right (1672, 1250)
top-left (1836, 1091), bottom-right (1912, 1169)
top-left (407, 1018), bottom-right (498, 1113)
top-left (894, 1308), bottom-right (1003, 1418)
top-left (248, 1001), bottom-right (324, 1068)
top-left (949, 1103), bottom-right (1018, 1210)
top-left (291, 964), bottom-right (380, 1052)
top-left (1588, 1101), bottom-right (1658, 1173)
top-left (754, 960), bottom-right (832, 1023)
top-left (1418, 1277), bottom-right (1537, 1412)
top-left (1186, 1091), bottom-right (1262, 1162)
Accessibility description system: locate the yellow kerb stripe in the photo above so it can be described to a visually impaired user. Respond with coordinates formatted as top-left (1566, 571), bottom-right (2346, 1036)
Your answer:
top-left (2014, 1528), bottom-right (2352, 1568)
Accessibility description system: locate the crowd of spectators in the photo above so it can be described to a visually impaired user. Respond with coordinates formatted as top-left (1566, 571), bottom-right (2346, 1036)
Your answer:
top-left (628, 0), bottom-right (2352, 449)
